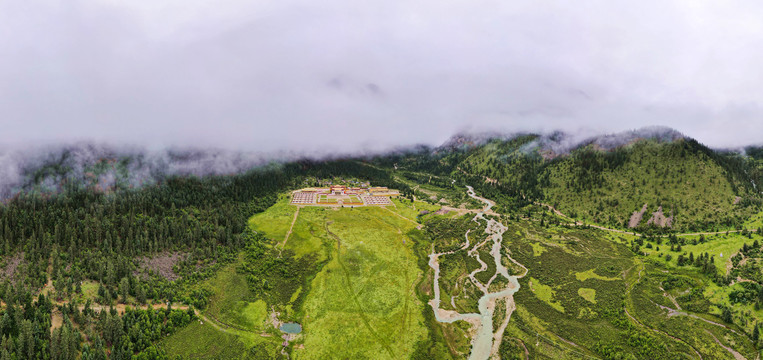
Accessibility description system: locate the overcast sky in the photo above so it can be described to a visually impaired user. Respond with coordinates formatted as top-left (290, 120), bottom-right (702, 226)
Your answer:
top-left (1, 0), bottom-right (763, 153)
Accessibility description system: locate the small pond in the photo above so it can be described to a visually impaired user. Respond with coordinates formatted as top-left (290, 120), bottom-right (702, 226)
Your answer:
top-left (279, 322), bottom-right (302, 334)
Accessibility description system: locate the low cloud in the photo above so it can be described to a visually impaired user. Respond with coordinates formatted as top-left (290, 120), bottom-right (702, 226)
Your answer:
top-left (2, 1), bottom-right (763, 153)
top-left (0, 142), bottom-right (282, 199)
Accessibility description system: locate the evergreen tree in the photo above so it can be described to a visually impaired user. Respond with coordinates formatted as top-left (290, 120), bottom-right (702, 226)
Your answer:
top-left (753, 323), bottom-right (760, 344)
top-left (93, 336), bottom-right (107, 360)
top-left (119, 277), bottom-right (130, 304)
top-left (722, 307), bottom-right (734, 323)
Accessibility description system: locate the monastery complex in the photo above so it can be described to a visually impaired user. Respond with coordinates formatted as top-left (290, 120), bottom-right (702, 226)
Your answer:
top-left (290, 185), bottom-right (400, 206)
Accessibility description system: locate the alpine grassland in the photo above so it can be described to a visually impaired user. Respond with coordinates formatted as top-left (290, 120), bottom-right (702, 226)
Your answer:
top-left (295, 205), bottom-right (428, 359)
top-left (248, 193), bottom-right (300, 243)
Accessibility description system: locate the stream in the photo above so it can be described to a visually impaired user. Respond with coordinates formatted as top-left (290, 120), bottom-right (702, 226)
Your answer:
top-left (428, 186), bottom-right (527, 360)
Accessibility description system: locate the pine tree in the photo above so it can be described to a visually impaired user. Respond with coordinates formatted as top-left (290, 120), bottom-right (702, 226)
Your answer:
top-left (722, 307), bottom-right (733, 323)
top-left (18, 320), bottom-right (34, 360)
top-left (93, 336), bottom-right (107, 360)
top-left (753, 322), bottom-right (760, 344)
top-left (119, 277), bottom-right (130, 304)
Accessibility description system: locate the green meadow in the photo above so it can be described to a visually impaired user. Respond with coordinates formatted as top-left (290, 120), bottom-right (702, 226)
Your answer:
top-left (166, 195), bottom-right (431, 359)
top-left (294, 206), bottom-right (427, 359)
top-left (165, 175), bottom-right (763, 360)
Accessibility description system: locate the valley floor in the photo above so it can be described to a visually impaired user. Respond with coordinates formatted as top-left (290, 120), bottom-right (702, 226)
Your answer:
top-left (158, 187), bottom-right (763, 360)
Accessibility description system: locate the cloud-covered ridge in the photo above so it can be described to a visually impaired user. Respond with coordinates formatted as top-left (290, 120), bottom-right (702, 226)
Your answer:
top-left (0, 142), bottom-right (274, 200)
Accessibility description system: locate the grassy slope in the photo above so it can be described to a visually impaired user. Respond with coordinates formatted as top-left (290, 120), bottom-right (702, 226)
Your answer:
top-left (163, 195), bottom-right (306, 359)
top-left (624, 264), bottom-right (757, 360)
top-left (640, 231), bottom-right (763, 334)
top-left (295, 206), bottom-right (427, 359)
top-left (248, 193), bottom-right (298, 242)
top-left (205, 263), bottom-right (268, 330)
top-left (644, 233), bottom-right (750, 274)
top-left (505, 222), bottom-right (637, 358)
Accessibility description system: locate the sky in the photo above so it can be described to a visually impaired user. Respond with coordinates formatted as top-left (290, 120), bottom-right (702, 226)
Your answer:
top-left (1, 0), bottom-right (763, 154)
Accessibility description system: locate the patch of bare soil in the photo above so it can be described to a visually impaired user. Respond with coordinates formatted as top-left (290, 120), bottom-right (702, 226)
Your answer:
top-left (540, 150), bottom-right (559, 160)
top-left (646, 206), bottom-right (673, 228)
top-left (134, 252), bottom-right (187, 281)
top-left (734, 196), bottom-right (742, 205)
top-left (628, 204), bottom-right (648, 228)
top-left (1, 253), bottom-right (24, 283)
top-left (435, 208), bottom-right (451, 215)
top-left (51, 311), bottom-right (63, 332)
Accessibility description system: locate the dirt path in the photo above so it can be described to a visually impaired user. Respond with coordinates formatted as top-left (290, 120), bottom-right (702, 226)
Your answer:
top-left (674, 229), bottom-right (758, 237)
top-left (513, 338), bottom-right (530, 360)
top-left (278, 207), bottom-right (301, 256)
top-left (51, 302), bottom-right (190, 331)
top-left (197, 311), bottom-right (261, 337)
top-left (196, 313), bottom-right (234, 334)
top-left (706, 330), bottom-right (747, 360)
top-left (381, 205), bottom-right (421, 228)
top-left (650, 298), bottom-right (742, 336)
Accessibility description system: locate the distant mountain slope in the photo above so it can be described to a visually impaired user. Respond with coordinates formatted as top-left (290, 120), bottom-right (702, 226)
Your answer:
top-left (542, 138), bottom-right (751, 231)
top-left (458, 135), bottom-right (543, 186)
top-left (433, 128), bottom-right (762, 232)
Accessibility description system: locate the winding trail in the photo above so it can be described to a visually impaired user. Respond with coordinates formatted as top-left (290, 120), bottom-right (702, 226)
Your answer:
top-left (706, 330), bottom-right (747, 360)
top-left (381, 205), bottom-right (419, 226)
top-left (196, 312), bottom-right (256, 336)
top-left (278, 207), bottom-right (301, 256)
top-left (428, 186), bottom-right (527, 360)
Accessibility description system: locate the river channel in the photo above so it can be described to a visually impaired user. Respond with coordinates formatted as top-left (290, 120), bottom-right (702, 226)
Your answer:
top-left (428, 186), bottom-right (527, 360)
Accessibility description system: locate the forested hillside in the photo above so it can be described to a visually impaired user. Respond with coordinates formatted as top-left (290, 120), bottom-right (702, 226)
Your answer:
top-left (542, 139), bottom-right (757, 231)
top-left (420, 130), bottom-right (763, 232)
top-left (0, 159), bottom-right (414, 359)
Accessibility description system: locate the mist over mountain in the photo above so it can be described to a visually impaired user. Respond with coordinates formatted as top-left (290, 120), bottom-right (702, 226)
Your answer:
top-left (439, 126), bottom-right (688, 155)
top-left (0, 126), bottom-right (757, 201)
top-left (0, 142), bottom-right (277, 200)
